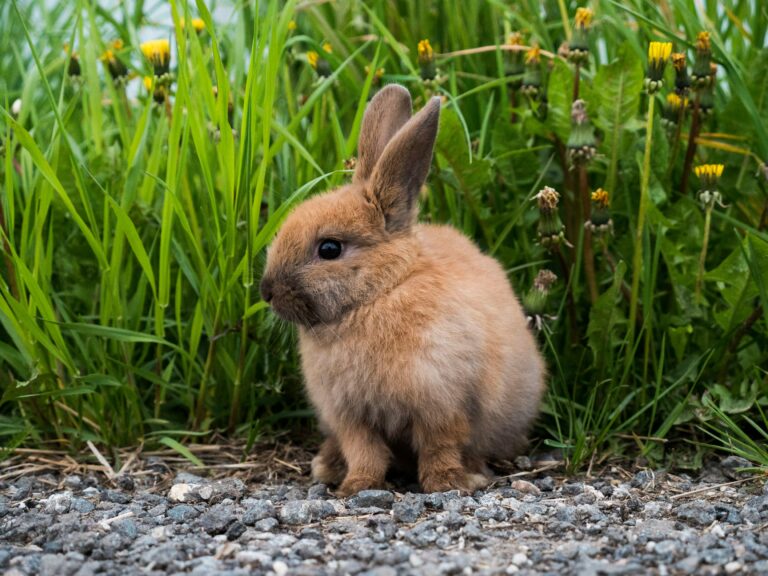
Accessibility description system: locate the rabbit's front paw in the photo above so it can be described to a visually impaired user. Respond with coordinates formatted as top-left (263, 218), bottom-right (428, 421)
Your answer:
top-left (337, 475), bottom-right (383, 497)
top-left (311, 453), bottom-right (346, 486)
top-left (421, 467), bottom-right (474, 494)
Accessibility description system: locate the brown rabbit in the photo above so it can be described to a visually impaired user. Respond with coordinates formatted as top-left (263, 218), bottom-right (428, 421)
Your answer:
top-left (260, 84), bottom-right (546, 496)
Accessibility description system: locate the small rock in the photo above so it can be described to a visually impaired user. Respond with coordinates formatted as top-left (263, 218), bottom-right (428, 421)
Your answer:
top-left (562, 483), bottom-right (583, 495)
top-left (307, 484), bottom-right (329, 499)
top-left (114, 519), bottom-right (138, 540)
top-left (254, 517), bottom-right (279, 531)
top-left (168, 483), bottom-right (193, 503)
top-left (536, 477), bottom-right (555, 492)
top-left (630, 470), bottom-right (656, 490)
top-left (273, 560), bottom-right (289, 576)
top-left (45, 492), bottom-right (72, 514)
top-left (511, 552), bottom-right (528, 566)
top-left (514, 456), bottom-right (532, 470)
top-left (168, 504), bottom-right (199, 522)
top-left (725, 561), bottom-right (742, 574)
top-left (720, 456), bottom-right (752, 480)
top-left (243, 501), bottom-right (276, 525)
top-left (393, 497), bottom-right (425, 524)
top-left (510, 480), bottom-right (540, 495)
top-left (293, 539), bottom-right (323, 559)
top-left (279, 500), bottom-right (336, 525)
top-left (63, 476), bottom-right (82, 490)
top-left (196, 485), bottom-right (214, 500)
top-left (200, 506), bottom-right (236, 535)
top-left (116, 475), bottom-right (135, 491)
top-left (348, 490), bottom-right (395, 509)
top-left (676, 500), bottom-right (716, 527)
top-left (226, 521), bottom-right (246, 541)
top-left (173, 472), bottom-right (206, 485)
top-left (103, 490), bottom-right (130, 504)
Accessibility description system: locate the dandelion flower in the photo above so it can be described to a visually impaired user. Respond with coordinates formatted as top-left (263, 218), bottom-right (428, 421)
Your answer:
top-left (417, 39), bottom-right (436, 81)
top-left (644, 41), bottom-right (672, 94)
top-left (141, 39), bottom-right (171, 78)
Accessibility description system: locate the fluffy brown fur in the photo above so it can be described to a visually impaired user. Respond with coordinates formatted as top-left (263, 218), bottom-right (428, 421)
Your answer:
top-left (261, 84), bottom-right (546, 495)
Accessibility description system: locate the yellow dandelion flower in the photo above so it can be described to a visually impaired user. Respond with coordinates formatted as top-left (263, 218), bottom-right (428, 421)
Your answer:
top-left (322, 42), bottom-right (332, 54)
top-left (696, 31), bottom-right (711, 53)
top-left (418, 39), bottom-right (434, 62)
top-left (525, 45), bottom-right (541, 64)
top-left (671, 52), bottom-right (686, 71)
top-left (694, 164), bottom-right (724, 180)
top-left (307, 50), bottom-right (319, 69)
top-left (288, 20), bottom-right (297, 32)
top-left (112, 39), bottom-right (124, 50)
top-left (141, 39), bottom-right (171, 77)
top-left (575, 7), bottom-right (593, 29)
top-left (648, 41), bottom-right (672, 66)
top-left (591, 188), bottom-right (610, 208)
top-left (508, 32), bottom-right (522, 46)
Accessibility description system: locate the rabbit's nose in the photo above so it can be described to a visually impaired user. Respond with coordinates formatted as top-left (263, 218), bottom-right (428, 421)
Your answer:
top-left (260, 277), bottom-right (274, 303)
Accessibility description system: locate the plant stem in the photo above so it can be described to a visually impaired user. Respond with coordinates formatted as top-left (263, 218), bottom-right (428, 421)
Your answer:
top-left (555, 245), bottom-right (580, 346)
top-left (665, 104), bottom-right (686, 185)
top-left (627, 95), bottom-right (657, 367)
top-left (695, 203), bottom-right (713, 302)
top-left (0, 198), bottom-right (19, 300)
top-left (579, 165), bottom-right (598, 302)
top-left (680, 92), bottom-right (701, 194)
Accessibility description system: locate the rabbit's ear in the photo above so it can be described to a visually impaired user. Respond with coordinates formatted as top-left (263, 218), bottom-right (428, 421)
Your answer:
top-left (369, 96), bottom-right (441, 233)
top-left (354, 84), bottom-right (413, 183)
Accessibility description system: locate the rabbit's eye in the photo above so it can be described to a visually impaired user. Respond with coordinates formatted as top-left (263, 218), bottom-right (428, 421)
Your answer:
top-left (318, 239), bottom-right (343, 260)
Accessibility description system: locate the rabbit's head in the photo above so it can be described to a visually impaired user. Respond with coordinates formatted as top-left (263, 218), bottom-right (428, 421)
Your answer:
top-left (260, 85), bottom-right (441, 326)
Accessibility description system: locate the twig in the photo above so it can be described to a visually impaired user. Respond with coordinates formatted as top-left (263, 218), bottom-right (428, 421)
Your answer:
top-left (86, 440), bottom-right (116, 480)
top-left (670, 475), bottom-right (762, 500)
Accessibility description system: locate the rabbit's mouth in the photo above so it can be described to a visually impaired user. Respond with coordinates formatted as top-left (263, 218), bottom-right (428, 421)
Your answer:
top-left (268, 289), bottom-right (322, 327)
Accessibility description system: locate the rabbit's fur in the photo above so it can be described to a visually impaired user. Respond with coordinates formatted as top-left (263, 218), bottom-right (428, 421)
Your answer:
top-left (261, 85), bottom-right (546, 495)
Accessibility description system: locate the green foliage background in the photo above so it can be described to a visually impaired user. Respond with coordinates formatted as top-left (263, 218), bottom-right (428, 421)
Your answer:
top-left (1, 0), bottom-right (767, 468)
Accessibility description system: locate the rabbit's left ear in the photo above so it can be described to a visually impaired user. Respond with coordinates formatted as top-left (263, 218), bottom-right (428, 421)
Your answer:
top-left (354, 84), bottom-right (413, 184)
top-left (368, 97), bottom-right (441, 233)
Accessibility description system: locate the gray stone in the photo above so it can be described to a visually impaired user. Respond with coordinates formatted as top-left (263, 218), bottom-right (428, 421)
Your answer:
top-left (720, 455), bottom-right (753, 479)
top-left (199, 505), bottom-right (236, 535)
top-left (348, 490), bottom-right (395, 509)
top-left (393, 497), bottom-right (425, 523)
top-left (242, 501), bottom-right (276, 525)
top-left (253, 517), bottom-right (279, 531)
top-left (676, 500), bottom-right (717, 526)
top-left (278, 500), bottom-right (335, 525)
top-left (226, 521), bottom-right (246, 541)
top-left (307, 484), bottom-right (329, 499)
top-left (168, 504), bottom-right (199, 522)
top-left (293, 539), bottom-right (323, 559)
top-left (45, 492), bottom-right (73, 514)
top-left (103, 490), bottom-right (130, 505)
top-left (536, 476), bottom-right (556, 492)
top-left (114, 518), bottom-right (138, 540)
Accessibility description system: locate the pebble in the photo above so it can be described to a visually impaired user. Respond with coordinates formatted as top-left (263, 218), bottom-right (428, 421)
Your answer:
top-left (279, 500), bottom-right (336, 525)
top-left (348, 490), bottom-right (395, 509)
top-left (2, 464), bottom-right (766, 575)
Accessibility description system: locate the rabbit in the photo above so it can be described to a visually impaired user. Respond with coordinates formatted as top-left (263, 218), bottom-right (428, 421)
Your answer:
top-left (260, 84), bottom-right (546, 496)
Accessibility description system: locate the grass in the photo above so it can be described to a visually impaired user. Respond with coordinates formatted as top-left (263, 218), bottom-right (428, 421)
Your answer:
top-left (0, 0), bottom-right (767, 471)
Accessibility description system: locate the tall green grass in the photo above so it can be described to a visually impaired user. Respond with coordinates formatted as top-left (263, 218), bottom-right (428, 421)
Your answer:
top-left (1, 0), bottom-right (766, 469)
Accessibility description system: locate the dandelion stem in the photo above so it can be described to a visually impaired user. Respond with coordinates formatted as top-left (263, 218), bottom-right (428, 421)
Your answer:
top-left (627, 95), bottom-right (657, 366)
top-left (579, 166), bottom-right (598, 302)
top-left (555, 245), bottom-right (580, 345)
top-left (680, 92), bottom-right (701, 194)
top-left (695, 203), bottom-right (713, 302)
top-left (556, 0), bottom-right (572, 41)
top-left (665, 104), bottom-right (686, 185)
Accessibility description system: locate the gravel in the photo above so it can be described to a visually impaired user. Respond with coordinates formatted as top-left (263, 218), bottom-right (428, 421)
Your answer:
top-left (1, 457), bottom-right (766, 575)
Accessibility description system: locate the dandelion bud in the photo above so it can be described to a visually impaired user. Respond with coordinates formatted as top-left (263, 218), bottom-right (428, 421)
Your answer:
top-left (418, 39), bottom-right (436, 81)
top-left (535, 186), bottom-right (566, 247)
top-left (644, 41), bottom-right (672, 94)
top-left (307, 47), bottom-right (332, 77)
top-left (180, 18), bottom-right (205, 34)
top-left (698, 63), bottom-right (717, 117)
top-left (364, 65), bottom-right (385, 86)
top-left (520, 45), bottom-right (542, 97)
top-left (671, 53), bottom-right (690, 95)
top-left (505, 32), bottom-right (525, 90)
top-left (662, 93), bottom-right (687, 127)
top-left (523, 269), bottom-right (558, 316)
top-left (585, 188), bottom-right (613, 234)
top-left (691, 32), bottom-right (713, 88)
top-left (141, 39), bottom-right (171, 81)
top-left (695, 164), bottom-right (725, 207)
top-left (567, 99), bottom-right (597, 165)
top-left (568, 7), bottom-right (593, 65)
top-left (102, 40), bottom-right (129, 84)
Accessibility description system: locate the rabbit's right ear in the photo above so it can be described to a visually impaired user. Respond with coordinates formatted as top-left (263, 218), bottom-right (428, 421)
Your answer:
top-left (354, 84), bottom-right (413, 183)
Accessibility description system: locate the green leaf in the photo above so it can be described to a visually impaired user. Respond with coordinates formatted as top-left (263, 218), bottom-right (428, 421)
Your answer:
top-left (587, 260), bottom-right (627, 370)
top-left (158, 436), bottom-right (204, 467)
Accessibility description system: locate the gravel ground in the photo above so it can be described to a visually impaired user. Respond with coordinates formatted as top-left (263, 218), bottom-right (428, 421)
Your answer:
top-left (1, 455), bottom-right (767, 575)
